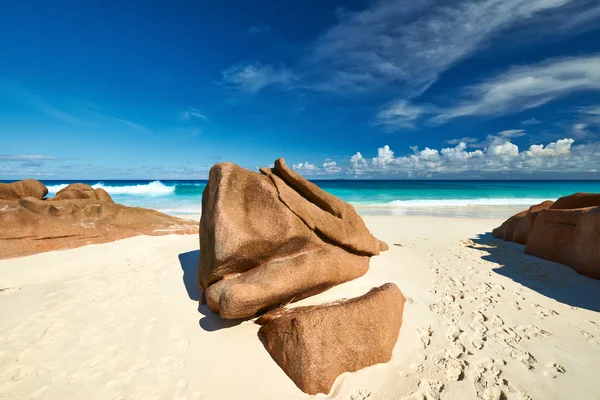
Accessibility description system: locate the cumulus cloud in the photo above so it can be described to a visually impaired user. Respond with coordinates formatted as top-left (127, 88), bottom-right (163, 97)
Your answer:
top-left (293, 161), bottom-right (320, 172)
top-left (349, 152), bottom-right (368, 172)
top-left (341, 134), bottom-right (600, 177)
top-left (221, 62), bottom-right (298, 93)
top-left (323, 161), bottom-right (341, 173)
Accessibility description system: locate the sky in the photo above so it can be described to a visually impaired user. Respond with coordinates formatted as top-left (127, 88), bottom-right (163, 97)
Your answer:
top-left (1, 0), bottom-right (600, 180)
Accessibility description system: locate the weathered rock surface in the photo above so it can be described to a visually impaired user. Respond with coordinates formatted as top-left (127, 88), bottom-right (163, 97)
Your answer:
top-left (492, 200), bottom-right (554, 244)
top-left (256, 283), bottom-right (406, 395)
top-left (0, 181), bottom-right (198, 259)
top-left (0, 179), bottom-right (48, 201)
top-left (51, 183), bottom-right (114, 202)
top-left (199, 158), bottom-right (386, 319)
top-left (493, 193), bottom-right (600, 279)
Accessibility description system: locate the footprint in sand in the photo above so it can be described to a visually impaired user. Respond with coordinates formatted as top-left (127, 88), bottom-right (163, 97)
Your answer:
top-left (350, 389), bottom-right (372, 400)
top-left (446, 342), bottom-right (465, 359)
top-left (544, 362), bottom-right (566, 379)
top-left (515, 325), bottom-right (551, 340)
top-left (504, 345), bottom-right (536, 370)
top-left (579, 329), bottom-right (595, 340)
top-left (471, 311), bottom-right (487, 323)
top-left (585, 320), bottom-right (600, 333)
top-left (417, 326), bottom-right (433, 349)
top-left (446, 325), bottom-right (462, 342)
top-left (417, 379), bottom-right (444, 400)
top-left (471, 359), bottom-right (527, 400)
top-left (532, 304), bottom-right (558, 318)
top-left (444, 358), bottom-right (467, 381)
top-left (490, 315), bottom-right (504, 326)
top-left (471, 335), bottom-right (486, 350)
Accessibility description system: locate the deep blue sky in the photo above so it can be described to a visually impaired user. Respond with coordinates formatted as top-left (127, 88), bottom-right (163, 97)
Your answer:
top-left (1, 0), bottom-right (599, 179)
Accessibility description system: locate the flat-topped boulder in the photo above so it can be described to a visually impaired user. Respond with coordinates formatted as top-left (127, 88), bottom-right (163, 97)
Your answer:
top-left (199, 158), bottom-right (387, 319)
top-left (256, 283), bottom-right (406, 395)
top-left (493, 193), bottom-right (600, 279)
top-left (0, 180), bottom-right (198, 259)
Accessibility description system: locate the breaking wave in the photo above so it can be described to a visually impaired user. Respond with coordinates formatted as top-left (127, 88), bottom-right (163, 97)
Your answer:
top-left (46, 180), bottom-right (175, 196)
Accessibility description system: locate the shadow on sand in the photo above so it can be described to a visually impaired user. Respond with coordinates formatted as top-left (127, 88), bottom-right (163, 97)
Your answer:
top-left (178, 249), bottom-right (247, 332)
top-left (469, 233), bottom-right (600, 312)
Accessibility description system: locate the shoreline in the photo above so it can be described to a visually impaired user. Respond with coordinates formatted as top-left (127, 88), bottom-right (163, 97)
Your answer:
top-left (1, 215), bottom-right (598, 399)
top-left (167, 205), bottom-right (527, 220)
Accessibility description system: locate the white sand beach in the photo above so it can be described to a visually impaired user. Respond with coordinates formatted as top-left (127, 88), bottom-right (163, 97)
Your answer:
top-left (1, 215), bottom-right (599, 400)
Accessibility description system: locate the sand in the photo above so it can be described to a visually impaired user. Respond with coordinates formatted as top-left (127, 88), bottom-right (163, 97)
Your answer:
top-left (1, 215), bottom-right (599, 400)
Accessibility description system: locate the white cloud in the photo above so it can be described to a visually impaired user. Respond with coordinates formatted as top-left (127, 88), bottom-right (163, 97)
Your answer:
top-left (578, 105), bottom-right (600, 116)
top-left (446, 137), bottom-right (479, 145)
top-left (372, 145), bottom-right (395, 168)
top-left (292, 161), bottom-right (320, 172)
top-left (575, 104), bottom-right (600, 128)
top-left (498, 129), bottom-right (526, 138)
top-left (571, 123), bottom-right (595, 139)
top-left (180, 107), bottom-right (208, 121)
top-left (521, 118), bottom-right (542, 125)
top-left (434, 55), bottom-right (600, 121)
top-left (339, 133), bottom-right (600, 176)
top-left (323, 161), bottom-right (341, 173)
top-left (309, 0), bottom-right (593, 94)
top-left (376, 101), bottom-right (426, 129)
top-left (221, 62), bottom-right (297, 93)
top-left (349, 152), bottom-right (368, 172)
top-left (0, 154), bottom-right (58, 161)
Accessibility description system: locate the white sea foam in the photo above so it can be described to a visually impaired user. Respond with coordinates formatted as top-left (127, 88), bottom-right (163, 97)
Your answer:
top-left (47, 181), bottom-right (175, 195)
top-left (45, 183), bottom-right (70, 193)
top-left (367, 198), bottom-right (550, 208)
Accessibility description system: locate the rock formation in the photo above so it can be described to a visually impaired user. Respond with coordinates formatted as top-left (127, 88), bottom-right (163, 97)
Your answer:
top-left (493, 193), bottom-right (600, 279)
top-left (199, 158), bottom-right (387, 319)
top-left (0, 179), bottom-right (48, 201)
top-left (199, 158), bottom-right (404, 395)
top-left (256, 283), bottom-right (406, 395)
top-left (492, 200), bottom-right (554, 244)
top-left (0, 181), bottom-right (198, 259)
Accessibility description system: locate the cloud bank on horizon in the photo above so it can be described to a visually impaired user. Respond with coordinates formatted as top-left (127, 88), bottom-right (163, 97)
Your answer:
top-left (0, 0), bottom-right (599, 179)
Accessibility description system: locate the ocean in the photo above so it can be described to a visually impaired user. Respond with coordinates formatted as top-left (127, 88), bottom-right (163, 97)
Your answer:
top-left (30, 179), bottom-right (600, 219)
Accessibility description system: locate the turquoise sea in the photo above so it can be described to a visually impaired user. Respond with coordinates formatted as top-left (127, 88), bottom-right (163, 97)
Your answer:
top-left (27, 179), bottom-right (600, 218)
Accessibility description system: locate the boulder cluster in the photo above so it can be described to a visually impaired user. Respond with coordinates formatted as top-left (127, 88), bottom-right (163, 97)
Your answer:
top-left (198, 158), bottom-right (406, 394)
top-left (493, 192), bottom-right (600, 279)
top-left (0, 180), bottom-right (198, 259)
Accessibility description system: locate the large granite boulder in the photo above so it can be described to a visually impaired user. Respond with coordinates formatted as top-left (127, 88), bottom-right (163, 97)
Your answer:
top-left (51, 183), bottom-right (114, 202)
top-left (550, 192), bottom-right (600, 210)
top-left (492, 200), bottom-right (553, 244)
top-left (493, 193), bottom-right (600, 279)
top-left (256, 283), bottom-right (406, 395)
top-left (199, 158), bottom-right (386, 319)
top-left (0, 179), bottom-right (48, 201)
top-left (0, 180), bottom-right (198, 259)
